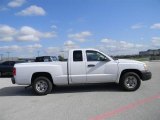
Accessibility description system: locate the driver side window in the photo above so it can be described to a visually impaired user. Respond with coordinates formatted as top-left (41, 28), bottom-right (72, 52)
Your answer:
top-left (86, 50), bottom-right (109, 62)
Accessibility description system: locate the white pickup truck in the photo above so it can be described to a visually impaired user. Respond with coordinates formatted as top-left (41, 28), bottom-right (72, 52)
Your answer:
top-left (12, 48), bottom-right (151, 95)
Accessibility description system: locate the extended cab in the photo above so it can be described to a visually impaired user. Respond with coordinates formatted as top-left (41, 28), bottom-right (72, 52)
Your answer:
top-left (12, 49), bottom-right (151, 95)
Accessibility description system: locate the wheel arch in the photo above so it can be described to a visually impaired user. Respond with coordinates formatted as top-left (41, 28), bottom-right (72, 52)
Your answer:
top-left (119, 69), bottom-right (142, 83)
top-left (31, 72), bottom-right (54, 85)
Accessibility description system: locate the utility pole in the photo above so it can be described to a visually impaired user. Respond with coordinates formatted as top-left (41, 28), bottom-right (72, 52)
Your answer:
top-left (37, 51), bottom-right (40, 57)
top-left (60, 50), bottom-right (65, 58)
top-left (6, 52), bottom-right (10, 60)
top-left (0, 54), bottom-right (3, 61)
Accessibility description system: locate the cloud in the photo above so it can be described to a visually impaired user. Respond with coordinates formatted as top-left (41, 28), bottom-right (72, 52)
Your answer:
top-left (26, 43), bottom-right (42, 49)
top-left (17, 35), bottom-right (39, 41)
top-left (101, 38), bottom-right (116, 44)
top-left (64, 40), bottom-right (75, 46)
top-left (0, 25), bottom-right (16, 35)
top-left (25, 43), bottom-right (42, 53)
top-left (0, 36), bottom-right (13, 41)
top-left (46, 41), bottom-right (79, 56)
top-left (17, 26), bottom-right (39, 41)
top-left (64, 40), bottom-right (78, 50)
top-left (0, 44), bottom-right (42, 53)
top-left (68, 31), bottom-right (92, 42)
top-left (8, 0), bottom-right (26, 8)
top-left (16, 5), bottom-right (46, 16)
top-left (151, 37), bottom-right (160, 47)
top-left (150, 23), bottom-right (160, 29)
top-left (45, 47), bottom-right (60, 56)
top-left (100, 38), bottom-right (146, 55)
top-left (0, 44), bottom-right (43, 58)
top-left (131, 24), bottom-right (144, 29)
top-left (67, 28), bottom-right (73, 33)
top-left (17, 26), bottom-right (56, 41)
top-left (45, 41), bottom-right (78, 56)
top-left (119, 41), bottom-right (135, 49)
top-left (0, 45), bottom-right (21, 51)
top-left (0, 24), bottom-right (17, 41)
top-left (50, 25), bottom-right (57, 29)
top-left (0, 6), bottom-right (9, 11)
top-left (101, 38), bottom-right (140, 49)
top-left (0, 24), bottom-right (56, 42)
top-left (77, 17), bottom-right (86, 23)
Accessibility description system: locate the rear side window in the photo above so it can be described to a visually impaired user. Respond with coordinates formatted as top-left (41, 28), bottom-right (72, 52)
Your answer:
top-left (73, 50), bottom-right (83, 61)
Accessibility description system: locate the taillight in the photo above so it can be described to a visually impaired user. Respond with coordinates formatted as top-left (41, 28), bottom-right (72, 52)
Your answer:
top-left (13, 67), bottom-right (16, 76)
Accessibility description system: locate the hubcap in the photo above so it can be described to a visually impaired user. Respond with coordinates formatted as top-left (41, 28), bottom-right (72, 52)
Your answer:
top-left (124, 76), bottom-right (137, 89)
top-left (35, 80), bottom-right (48, 93)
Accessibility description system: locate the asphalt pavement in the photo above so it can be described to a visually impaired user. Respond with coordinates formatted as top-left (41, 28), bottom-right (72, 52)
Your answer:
top-left (0, 61), bottom-right (160, 120)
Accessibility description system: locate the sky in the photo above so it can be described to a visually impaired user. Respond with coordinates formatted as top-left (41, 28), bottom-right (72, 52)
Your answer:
top-left (0, 0), bottom-right (160, 58)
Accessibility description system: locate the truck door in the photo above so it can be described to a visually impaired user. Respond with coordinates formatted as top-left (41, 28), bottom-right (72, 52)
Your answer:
top-left (70, 50), bottom-right (87, 83)
top-left (86, 50), bottom-right (118, 83)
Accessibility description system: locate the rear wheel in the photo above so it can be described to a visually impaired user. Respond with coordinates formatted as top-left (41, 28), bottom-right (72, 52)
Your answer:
top-left (120, 72), bottom-right (141, 91)
top-left (0, 72), bottom-right (1, 77)
top-left (32, 76), bottom-right (53, 95)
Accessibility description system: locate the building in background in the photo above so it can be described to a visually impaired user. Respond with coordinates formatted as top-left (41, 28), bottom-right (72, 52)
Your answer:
top-left (139, 49), bottom-right (160, 56)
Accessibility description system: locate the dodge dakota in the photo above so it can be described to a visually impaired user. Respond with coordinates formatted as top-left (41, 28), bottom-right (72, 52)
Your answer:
top-left (12, 49), bottom-right (151, 95)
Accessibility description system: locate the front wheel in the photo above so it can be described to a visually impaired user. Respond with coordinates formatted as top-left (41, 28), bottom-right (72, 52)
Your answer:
top-left (32, 76), bottom-right (53, 95)
top-left (120, 72), bottom-right (141, 91)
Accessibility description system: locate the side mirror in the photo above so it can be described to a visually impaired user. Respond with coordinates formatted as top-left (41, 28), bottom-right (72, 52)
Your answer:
top-left (100, 57), bottom-right (109, 61)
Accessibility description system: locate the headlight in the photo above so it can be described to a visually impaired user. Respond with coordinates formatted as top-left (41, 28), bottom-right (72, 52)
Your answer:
top-left (143, 64), bottom-right (148, 70)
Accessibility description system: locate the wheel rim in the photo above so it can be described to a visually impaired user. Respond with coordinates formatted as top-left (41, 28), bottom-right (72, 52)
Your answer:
top-left (35, 80), bottom-right (48, 93)
top-left (124, 75), bottom-right (138, 89)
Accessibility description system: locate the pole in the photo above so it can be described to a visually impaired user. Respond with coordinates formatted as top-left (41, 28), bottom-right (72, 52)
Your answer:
top-left (6, 52), bottom-right (10, 60)
top-left (60, 50), bottom-right (64, 58)
top-left (0, 54), bottom-right (3, 61)
top-left (37, 51), bottom-right (40, 57)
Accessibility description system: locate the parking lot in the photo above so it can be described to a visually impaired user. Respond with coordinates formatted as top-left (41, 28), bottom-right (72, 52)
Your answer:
top-left (0, 61), bottom-right (160, 120)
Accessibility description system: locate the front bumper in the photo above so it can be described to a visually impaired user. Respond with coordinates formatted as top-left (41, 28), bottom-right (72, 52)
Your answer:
top-left (141, 70), bottom-right (152, 81)
top-left (11, 77), bottom-right (15, 84)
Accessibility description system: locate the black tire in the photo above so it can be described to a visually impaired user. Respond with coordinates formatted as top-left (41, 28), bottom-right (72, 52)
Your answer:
top-left (120, 72), bottom-right (141, 91)
top-left (32, 76), bottom-right (53, 95)
top-left (0, 72), bottom-right (1, 77)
